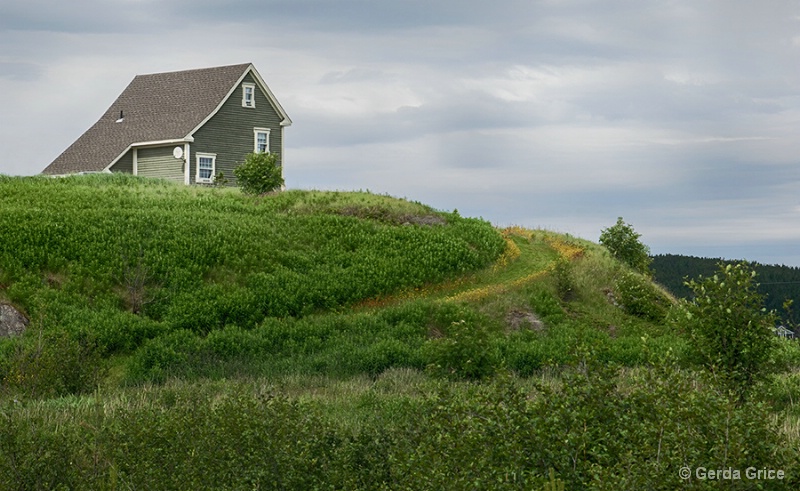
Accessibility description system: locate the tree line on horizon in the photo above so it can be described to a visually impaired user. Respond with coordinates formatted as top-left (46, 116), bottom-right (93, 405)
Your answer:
top-left (651, 254), bottom-right (800, 327)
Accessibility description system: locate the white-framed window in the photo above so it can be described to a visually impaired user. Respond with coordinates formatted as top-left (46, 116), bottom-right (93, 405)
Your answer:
top-left (196, 153), bottom-right (216, 183)
top-left (254, 128), bottom-right (270, 153)
top-left (242, 83), bottom-right (255, 108)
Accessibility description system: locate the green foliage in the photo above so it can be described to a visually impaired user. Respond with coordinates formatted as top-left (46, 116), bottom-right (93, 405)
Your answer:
top-left (552, 258), bottom-right (576, 301)
top-left (212, 171), bottom-right (228, 187)
top-left (783, 298), bottom-right (797, 331)
top-left (772, 338), bottom-right (800, 371)
top-left (387, 364), bottom-right (794, 489)
top-left (125, 330), bottom-right (203, 384)
top-left (599, 217), bottom-right (651, 274)
top-left (678, 262), bottom-right (778, 399)
top-left (233, 152), bottom-right (284, 195)
top-left (423, 319), bottom-right (499, 380)
top-left (614, 271), bottom-right (672, 321)
top-left (543, 468), bottom-right (565, 491)
top-left (0, 386), bottom-right (354, 489)
top-left (355, 338), bottom-right (415, 377)
top-left (125, 301), bottom-right (507, 384)
top-left (1, 368), bottom-right (794, 489)
top-left (0, 176), bottom-right (504, 375)
top-left (529, 289), bottom-right (567, 324)
top-left (1, 327), bottom-right (105, 399)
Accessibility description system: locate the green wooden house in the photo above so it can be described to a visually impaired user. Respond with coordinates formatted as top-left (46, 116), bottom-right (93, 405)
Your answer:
top-left (43, 63), bottom-right (291, 185)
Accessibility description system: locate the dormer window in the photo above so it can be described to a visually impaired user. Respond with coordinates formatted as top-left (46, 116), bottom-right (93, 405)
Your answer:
top-left (242, 83), bottom-right (255, 108)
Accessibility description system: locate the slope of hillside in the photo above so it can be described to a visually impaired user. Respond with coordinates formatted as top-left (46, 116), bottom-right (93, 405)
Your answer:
top-left (1, 175), bottom-right (799, 489)
top-left (0, 174), bottom-right (504, 352)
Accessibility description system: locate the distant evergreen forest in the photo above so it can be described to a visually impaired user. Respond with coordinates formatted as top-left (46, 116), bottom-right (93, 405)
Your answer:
top-left (651, 254), bottom-right (800, 325)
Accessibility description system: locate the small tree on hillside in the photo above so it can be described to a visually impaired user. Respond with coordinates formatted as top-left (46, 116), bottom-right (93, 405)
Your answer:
top-left (679, 262), bottom-right (777, 401)
top-left (599, 217), bottom-right (651, 274)
top-left (234, 152), bottom-right (284, 195)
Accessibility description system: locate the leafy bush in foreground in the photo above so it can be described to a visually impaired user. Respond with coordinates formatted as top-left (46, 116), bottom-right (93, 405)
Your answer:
top-left (678, 262), bottom-right (778, 400)
top-left (1, 366), bottom-right (795, 490)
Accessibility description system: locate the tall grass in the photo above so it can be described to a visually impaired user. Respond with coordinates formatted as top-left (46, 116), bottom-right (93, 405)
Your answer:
top-left (0, 175), bottom-right (504, 352)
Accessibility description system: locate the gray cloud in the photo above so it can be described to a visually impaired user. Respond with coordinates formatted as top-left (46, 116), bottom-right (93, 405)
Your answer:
top-left (0, 61), bottom-right (41, 81)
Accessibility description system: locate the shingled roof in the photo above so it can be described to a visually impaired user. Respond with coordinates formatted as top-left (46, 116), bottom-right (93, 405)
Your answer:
top-left (43, 63), bottom-right (290, 175)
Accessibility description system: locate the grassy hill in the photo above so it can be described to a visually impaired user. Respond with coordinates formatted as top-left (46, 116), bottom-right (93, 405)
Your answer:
top-left (1, 175), bottom-right (799, 489)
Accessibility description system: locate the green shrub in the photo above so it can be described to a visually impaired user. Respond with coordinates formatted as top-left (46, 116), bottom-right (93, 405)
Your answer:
top-left (91, 310), bottom-right (166, 353)
top-left (678, 262), bottom-right (778, 400)
top-left (423, 319), bottom-right (499, 379)
top-left (389, 364), bottom-right (796, 489)
top-left (552, 258), bottom-right (577, 301)
top-left (529, 289), bottom-right (566, 324)
top-left (1, 327), bottom-right (105, 399)
top-left (1, 366), bottom-right (797, 489)
top-left (233, 152), bottom-right (284, 195)
top-left (614, 271), bottom-right (671, 321)
top-left (0, 177), bottom-right (505, 358)
top-left (501, 335), bottom-right (546, 375)
top-left (764, 371), bottom-right (800, 413)
top-left (599, 217), bottom-right (651, 274)
top-left (773, 338), bottom-right (800, 370)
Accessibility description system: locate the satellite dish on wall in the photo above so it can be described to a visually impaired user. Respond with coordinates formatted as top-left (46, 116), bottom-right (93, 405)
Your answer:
top-left (173, 146), bottom-right (184, 159)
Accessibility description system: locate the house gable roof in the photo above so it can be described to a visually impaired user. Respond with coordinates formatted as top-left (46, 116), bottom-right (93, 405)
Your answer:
top-left (43, 63), bottom-right (290, 175)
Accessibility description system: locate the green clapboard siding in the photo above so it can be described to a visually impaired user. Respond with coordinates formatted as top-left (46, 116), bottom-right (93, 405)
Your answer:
top-left (109, 149), bottom-right (133, 174)
top-left (137, 147), bottom-right (184, 183)
top-left (191, 73), bottom-right (284, 185)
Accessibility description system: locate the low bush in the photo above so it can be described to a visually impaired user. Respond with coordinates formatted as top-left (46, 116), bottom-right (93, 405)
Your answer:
top-left (352, 338), bottom-right (416, 376)
top-left (614, 271), bottom-right (672, 321)
top-left (529, 289), bottom-right (566, 324)
top-left (233, 152), bottom-right (284, 195)
top-left (1, 327), bottom-right (105, 399)
top-left (165, 285), bottom-right (261, 334)
top-left (500, 335), bottom-right (547, 376)
top-left (422, 319), bottom-right (500, 380)
top-left (773, 339), bottom-right (800, 371)
top-left (389, 365), bottom-right (796, 490)
top-left (552, 258), bottom-right (577, 301)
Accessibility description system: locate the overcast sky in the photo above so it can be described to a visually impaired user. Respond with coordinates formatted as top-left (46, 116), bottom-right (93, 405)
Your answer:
top-left (1, 1), bottom-right (799, 265)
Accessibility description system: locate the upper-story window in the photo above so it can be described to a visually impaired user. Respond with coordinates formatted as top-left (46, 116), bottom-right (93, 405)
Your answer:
top-left (242, 83), bottom-right (256, 108)
top-left (254, 128), bottom-right (270, 153)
